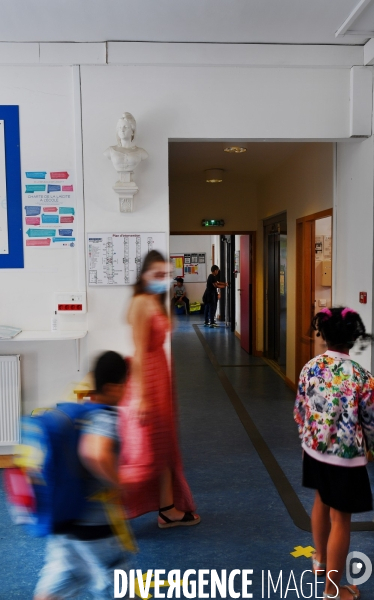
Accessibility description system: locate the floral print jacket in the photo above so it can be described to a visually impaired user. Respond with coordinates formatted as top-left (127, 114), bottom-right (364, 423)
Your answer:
top-left (294, 351), bottom-right (374, 466)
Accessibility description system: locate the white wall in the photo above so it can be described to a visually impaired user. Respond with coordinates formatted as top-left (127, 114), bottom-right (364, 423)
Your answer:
top-left (0, 57), bottom-right (372, 430)
top-left (169, 235), bottom-right (211, 302)
top-left (83, 64), bottom-right (352, 361)
top-left (256, 143), bottom-right (334, 382)
top-left (335, 138), bottom-right (374, 371)
top-left (0, 67), bottom-right (88, 434)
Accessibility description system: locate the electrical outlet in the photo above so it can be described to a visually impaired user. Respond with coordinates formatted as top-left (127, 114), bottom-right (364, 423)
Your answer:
top-left (55, 292), bottom-right (87, 314)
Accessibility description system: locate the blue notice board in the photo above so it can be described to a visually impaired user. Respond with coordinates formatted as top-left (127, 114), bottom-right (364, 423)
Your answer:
top-left (0, 106), bottom-right (24, 268)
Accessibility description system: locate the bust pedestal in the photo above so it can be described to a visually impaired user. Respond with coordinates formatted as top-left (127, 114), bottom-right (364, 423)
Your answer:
top-left (113, 172), bottom-right (138, 213)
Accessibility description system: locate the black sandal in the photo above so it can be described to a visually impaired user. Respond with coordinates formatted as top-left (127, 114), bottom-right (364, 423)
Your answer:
top-left (158, 503), bottom-right (201, 529)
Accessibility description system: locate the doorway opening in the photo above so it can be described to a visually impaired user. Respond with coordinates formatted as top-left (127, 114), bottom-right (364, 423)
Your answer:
top-left (263, 213), bottom-right (287, 374)
top-left (169, 140), bottom-right (334, 374)
top-left (169, 233), bottom-right (256, 354)
top-left (295, 209), bottom-right (333, 378)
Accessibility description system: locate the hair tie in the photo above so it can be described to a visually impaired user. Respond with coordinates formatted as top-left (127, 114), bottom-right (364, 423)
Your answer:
top-left (341, 307), bottom-right (357, 319)
top-left (320, 308), bottom-right (332, 319)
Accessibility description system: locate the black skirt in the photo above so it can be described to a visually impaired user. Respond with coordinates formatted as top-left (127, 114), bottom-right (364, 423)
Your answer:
top-left (303, 451), bottom-right (373, 513)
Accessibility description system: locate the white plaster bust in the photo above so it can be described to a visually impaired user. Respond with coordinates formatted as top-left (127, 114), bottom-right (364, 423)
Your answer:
top-left (104, 112), bottom-right (148, 184)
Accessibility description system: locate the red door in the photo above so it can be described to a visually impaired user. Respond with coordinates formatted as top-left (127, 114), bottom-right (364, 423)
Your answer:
top-left (240, 235), bottom-right (251, 353)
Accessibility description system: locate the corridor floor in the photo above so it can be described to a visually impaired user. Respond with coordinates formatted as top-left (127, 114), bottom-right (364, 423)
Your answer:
top-left (1, 316), bottom-right (374, 599)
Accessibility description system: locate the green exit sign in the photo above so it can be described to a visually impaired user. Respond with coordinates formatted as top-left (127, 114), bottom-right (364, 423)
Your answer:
top-left (202, 219), bottom-right (225, 227)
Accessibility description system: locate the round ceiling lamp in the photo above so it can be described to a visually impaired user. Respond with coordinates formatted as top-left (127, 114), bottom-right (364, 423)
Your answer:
top-left (205, 168), bottom-right (224, 183)
top-left (224, 146), bottom-right (247, 153)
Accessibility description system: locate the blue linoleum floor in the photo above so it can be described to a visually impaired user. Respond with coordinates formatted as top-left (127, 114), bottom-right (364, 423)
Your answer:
top-left (1, 316), bottom-right (374, 599)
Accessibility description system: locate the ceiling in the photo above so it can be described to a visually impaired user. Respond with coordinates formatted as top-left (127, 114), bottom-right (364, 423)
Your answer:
top-left (1, 0), bottom-right (373, 45)
top-left (169, 141), bottom-right (312, 184)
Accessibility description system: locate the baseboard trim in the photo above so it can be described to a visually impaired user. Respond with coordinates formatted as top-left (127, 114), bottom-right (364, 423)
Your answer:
top-left (234, 331), bottom-right (241, 339)
top-left (285, 377), bottom-right (297, 393)
top-left (254, 350), bottom-right (263, 357)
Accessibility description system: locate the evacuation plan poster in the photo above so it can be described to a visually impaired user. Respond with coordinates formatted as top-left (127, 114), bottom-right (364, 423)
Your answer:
top-left (87, 232), bottom-right (167, 286)
top-left (23, 169), bottom-right (76, 248)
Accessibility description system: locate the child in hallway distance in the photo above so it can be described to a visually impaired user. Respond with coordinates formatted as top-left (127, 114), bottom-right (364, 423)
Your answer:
top-left (172, 276), bottom-right (190, 314)
top-left (119, 250), bottom-right (200, 528)
top-left (34, 351), bottom-right (131, 600)
top-left (294, 307), bottom-right (374, 600)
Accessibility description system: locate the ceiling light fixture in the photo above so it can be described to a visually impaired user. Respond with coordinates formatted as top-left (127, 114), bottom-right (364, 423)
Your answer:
top-left (205, 168), bottom-right (224, 183)
top-left (224, 146), bottom-right (247, 153)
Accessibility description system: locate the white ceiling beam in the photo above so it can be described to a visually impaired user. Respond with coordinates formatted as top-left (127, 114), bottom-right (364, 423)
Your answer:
top-left (335, 0), bottom-right (374, 37)
top-left (349, 66), bottom-right (373, 136)
top-left (364, 38), bottom-right (374, 64)
top-left (40, 43), bottom-right (106, 65)
top-left (108, 43), bottom-right (363, 68)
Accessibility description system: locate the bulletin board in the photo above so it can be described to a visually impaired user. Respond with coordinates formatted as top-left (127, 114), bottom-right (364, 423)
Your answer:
top-left (0, 106), bottom-right (24, 268)
top-left (170, 252), bottom-right (207, 283)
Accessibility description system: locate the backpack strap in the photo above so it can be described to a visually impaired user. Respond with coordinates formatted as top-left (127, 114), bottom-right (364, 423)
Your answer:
top-left (90, 489), bottom-right (137, 554)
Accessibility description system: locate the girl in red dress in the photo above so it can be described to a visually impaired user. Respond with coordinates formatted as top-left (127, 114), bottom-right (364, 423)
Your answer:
top-left (119, 250), bottom-right (200, 528)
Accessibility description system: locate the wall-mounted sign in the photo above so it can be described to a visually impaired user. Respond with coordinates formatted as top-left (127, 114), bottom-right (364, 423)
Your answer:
top-left (87, 232), bottom-right (166, 286)
top-left (0, 107), bottom-right (24, 269)
top-left (202, 219), bottom-right (224, 227)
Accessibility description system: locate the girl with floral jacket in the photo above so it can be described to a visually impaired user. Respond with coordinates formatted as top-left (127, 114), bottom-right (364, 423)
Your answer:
top-left (294, 307), bottom-right (374, 600)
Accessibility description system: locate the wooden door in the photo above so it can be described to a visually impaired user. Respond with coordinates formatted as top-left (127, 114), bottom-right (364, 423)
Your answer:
top-left (240, 235), bottom-right (251, 353)
top-left (296, 220), bottom-right (315, 379)
top-left (295, 209), bottom-right (332, 380)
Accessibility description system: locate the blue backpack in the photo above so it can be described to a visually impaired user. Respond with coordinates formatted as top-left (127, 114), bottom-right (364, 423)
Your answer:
top-left (6, 402), bottom-right (113, 537)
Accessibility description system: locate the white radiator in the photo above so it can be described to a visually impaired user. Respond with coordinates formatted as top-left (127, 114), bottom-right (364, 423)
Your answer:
top-left (0, 355), bottom-right (21, 445)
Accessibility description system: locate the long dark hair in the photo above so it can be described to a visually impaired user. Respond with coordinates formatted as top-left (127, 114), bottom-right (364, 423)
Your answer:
top-left (312, 306), bottom-right (373, 351)
top-left (133, 249), bottom-right (168, 311)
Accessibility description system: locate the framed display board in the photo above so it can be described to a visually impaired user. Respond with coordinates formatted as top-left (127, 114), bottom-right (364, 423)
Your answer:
top-left (0, 106), bottom-right (24, 268)
top-left (170, 252), bottom-right (207, 282)
top-left (87, 232), bottom-right (166, 286)
top-left (183, 252), bottom-right (207, 282)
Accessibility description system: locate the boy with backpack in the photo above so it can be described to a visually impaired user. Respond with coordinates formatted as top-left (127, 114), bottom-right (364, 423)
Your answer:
top-left (32, 350), bottom-right (132, 600)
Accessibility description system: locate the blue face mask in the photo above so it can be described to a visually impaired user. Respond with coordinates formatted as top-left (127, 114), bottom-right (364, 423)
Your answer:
top-left (146, 279), bottom-right (170, 295)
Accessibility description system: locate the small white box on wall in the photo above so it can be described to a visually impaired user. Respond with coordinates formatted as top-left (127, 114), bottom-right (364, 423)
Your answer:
top-left (55, 292), bottom-right (87, 314)
top-left (321, 260), bottom-right (332, 287)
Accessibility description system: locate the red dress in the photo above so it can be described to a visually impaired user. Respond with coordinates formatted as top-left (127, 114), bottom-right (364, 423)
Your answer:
top-left (119, 311), bottom-right (196, 519)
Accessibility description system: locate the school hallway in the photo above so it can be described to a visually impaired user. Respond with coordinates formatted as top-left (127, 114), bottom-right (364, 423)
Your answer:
top-left (1, 316), bottom-right (374, 599)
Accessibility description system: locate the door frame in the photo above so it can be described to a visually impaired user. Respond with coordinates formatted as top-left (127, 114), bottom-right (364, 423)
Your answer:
top-left (170, 230), bottom-right (257, 354)
top-left (295, 208), bottom-right (333, 380)
top-left (262, 212), bottom-right (287, 368)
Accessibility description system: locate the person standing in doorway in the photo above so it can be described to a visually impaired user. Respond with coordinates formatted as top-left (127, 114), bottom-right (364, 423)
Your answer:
top-left (203, 265), bottom-right (228, 328)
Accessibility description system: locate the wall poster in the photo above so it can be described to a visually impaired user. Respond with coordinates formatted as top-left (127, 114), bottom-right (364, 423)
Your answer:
top-left (0, 121), bottom-right (9, 254)
top-left (324, 236), bottom-right (332, 260)
top-left (170, 255), bottom-right (184, 278)
top-left (315, 235), bottom-right (323, 260)
top-left (23, 169), bottom-right (76, 248)
top-left (234, 250), bottom-right (240, 273)
top-left (87, 232), bottom-right (166, 286)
